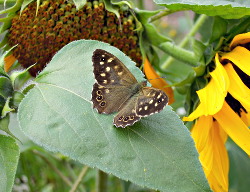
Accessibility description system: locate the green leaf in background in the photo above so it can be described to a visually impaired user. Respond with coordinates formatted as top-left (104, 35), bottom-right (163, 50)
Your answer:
top-left (227, 140), bottom-right (250, 191)
top-left (0, 135), bottom-right (20, 192)
top-left (154, 0), bottom-right (250, 19)
top-left (72, 0), bottom-right (87, 10)
top-left (0, 76), bottom-right (13, 99)
top-left (18, 40), bottom-right (211, 192)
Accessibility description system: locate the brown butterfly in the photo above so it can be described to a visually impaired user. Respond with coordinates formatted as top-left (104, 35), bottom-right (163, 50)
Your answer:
top-left (91, 49), bottom-right (168, 128)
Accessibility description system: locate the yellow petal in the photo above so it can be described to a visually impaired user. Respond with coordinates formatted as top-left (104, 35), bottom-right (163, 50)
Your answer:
top-left (199, 138), bottom-right (214, 176)
top-left (218, 123), bottom-right (228, 143)
top-left (241, 111), bottom-right (250, 126)
top-left (196, 54), bottom-right (229, 115)
top-left (144, 58), bottom-right (175, 104)
top-left (211, 121), bottom-right (229, 191)
top-left (214, 101), bottom-right (250, 155)
top-left (221, 46), bottom-right (250, 76)
top-left (183, 54), bottom-right (229, 121)
top-left (197, 120), bottom-right (229, 192)
top-left (191, 115), bottom-right (213, 152)
top-left (183, 104), bottom-right (204, 121)
top-left (224, 63), bottom-right (250, 111)
top-left (230, 32), bottom-right (250, 49)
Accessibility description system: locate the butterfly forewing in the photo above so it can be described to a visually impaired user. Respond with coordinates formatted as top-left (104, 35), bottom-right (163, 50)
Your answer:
top-left (92, 49), bottom-right (137, 86)
top-left (92, 49), bottom-right (138, 114)
top-left (136, 87), bottom-right (168, 117)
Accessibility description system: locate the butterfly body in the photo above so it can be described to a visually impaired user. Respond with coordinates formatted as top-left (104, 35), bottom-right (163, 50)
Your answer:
top-left (92, 49), bottom-right (168, 128)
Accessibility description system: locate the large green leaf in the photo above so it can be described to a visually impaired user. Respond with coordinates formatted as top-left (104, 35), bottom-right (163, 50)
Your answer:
top-left (154, 0), bottom-right (250, 19)
top-left (18, 40), bottom-right (211, 192)
top-left (0, 135), bottom-right (20, 192)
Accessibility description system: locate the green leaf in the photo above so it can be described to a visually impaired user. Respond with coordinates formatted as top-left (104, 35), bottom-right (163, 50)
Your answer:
top-left (136, 9), bottom-right (170, 47)
top-left (0, 135), bottom-right (20, 192)
top-left (18, 40), bottom-right (211, 192)
top-left (0, 114), bottom-right (20, 141)
top-left (0, 76), bottom-right (13, 99)
top-left (73, 0), bottom-right (87, 10)
top-left (154, 0), bottom-right (250, 19)
top-left (227, 140), bottom-right (250, 192)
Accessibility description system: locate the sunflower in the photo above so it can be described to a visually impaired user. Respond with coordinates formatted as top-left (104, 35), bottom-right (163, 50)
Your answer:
top-left (1, 0), bottom-right (142, 76)
top-left (183, 32), bottom-right (250, 192)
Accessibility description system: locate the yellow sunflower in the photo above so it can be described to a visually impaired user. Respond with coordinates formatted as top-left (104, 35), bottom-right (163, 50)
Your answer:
top-left (183, 32), bottom-right (250, 192)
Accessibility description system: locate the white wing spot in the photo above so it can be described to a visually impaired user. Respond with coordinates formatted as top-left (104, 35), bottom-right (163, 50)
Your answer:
top-left (139, 107), bottom-right (142, 111)
top-left (103, 80), bottom-right (108, 84)
top-left (106, 67), bottom-right (111, 72)
top-left (149, 99), bottom-right (153, 104)
top-left (100, 62), bottom-right (104, 65)
top-left (108, 58), bottom-right (114, 63)
top-left (111, 79), bottom-right (115, 83)
top-left (118, 71), bottom-right (123, 76)
top-left (102, 55), bottom-right (105, 57)
top-left (144, 106), bottom-right (148, 110)
top-left (155, 103), bottom-right (158, 107)
top-left (98, 85), bottom-right (104, 89)
top-left (157, 93), bottom-right (162, 99)
top-left (114, 65), bottom-right (119, 69)
top-left (105, 89), bottom-right (109, 93)
top-left (100, 73), bottom-right (106, 77)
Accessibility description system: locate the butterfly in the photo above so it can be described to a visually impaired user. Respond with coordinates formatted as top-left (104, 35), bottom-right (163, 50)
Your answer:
top-left (91, 49), bottom-right (168, 128)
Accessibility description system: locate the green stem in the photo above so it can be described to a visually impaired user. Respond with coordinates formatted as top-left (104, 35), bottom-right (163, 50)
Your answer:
top-left (137, 0), bottom-right (144, 9)
top-left (160, 41), bottom-right (197, 67)
top-left (32, 150), bottom-right (73, 187)
top-left (69, 166), bottom-right (89, 192)
top-left (96, 169), bottom-right (108, 192)
top-left (161, 14), bottom-right (208, 69)
top-left (65, 163), bottom-right (86, 191)
top-left (149, 9), bottom-right (176, 23)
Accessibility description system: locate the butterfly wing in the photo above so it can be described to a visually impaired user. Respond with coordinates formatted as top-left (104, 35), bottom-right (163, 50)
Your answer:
top-left (92, 49), bottom-right (137, 86)
top-left (113, 87), bottom-right (168, 128)
top-left (136, 87), bottom-right (168, 117)
top-left (92, 83), bottom-right (135, 114)
top-left (113, 96), bottom-right (141, 128)
top-left (92, 49), bottom-right (138, 114)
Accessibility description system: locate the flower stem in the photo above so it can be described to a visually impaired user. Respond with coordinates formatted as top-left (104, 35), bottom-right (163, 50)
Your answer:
top-left (137, 0), bottom-right (144, 9)
top-left (161, 14), bottom-right (208, 69)
top-left (32, 150), bottom-right (73, 187)
top-left (96, 169), bottom-right (108, 192)
top-left (69, 166), bottom-right (89, 192)
top-left (149, 9), bottom-right (176, 23)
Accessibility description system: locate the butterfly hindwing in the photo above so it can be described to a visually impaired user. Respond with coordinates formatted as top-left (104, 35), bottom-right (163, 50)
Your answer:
top-left (92, 49), bottom-right (137, 86)
top-left (136, 87), bottom-right (168, 117)
top-left (113, 96), bottom-right (141, 128)
top-left (92, 83), bottom-right (135, 114)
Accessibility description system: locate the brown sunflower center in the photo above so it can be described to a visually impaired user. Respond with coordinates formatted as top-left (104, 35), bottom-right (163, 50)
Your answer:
top-left (8, 0), bottom-right (142, 76)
